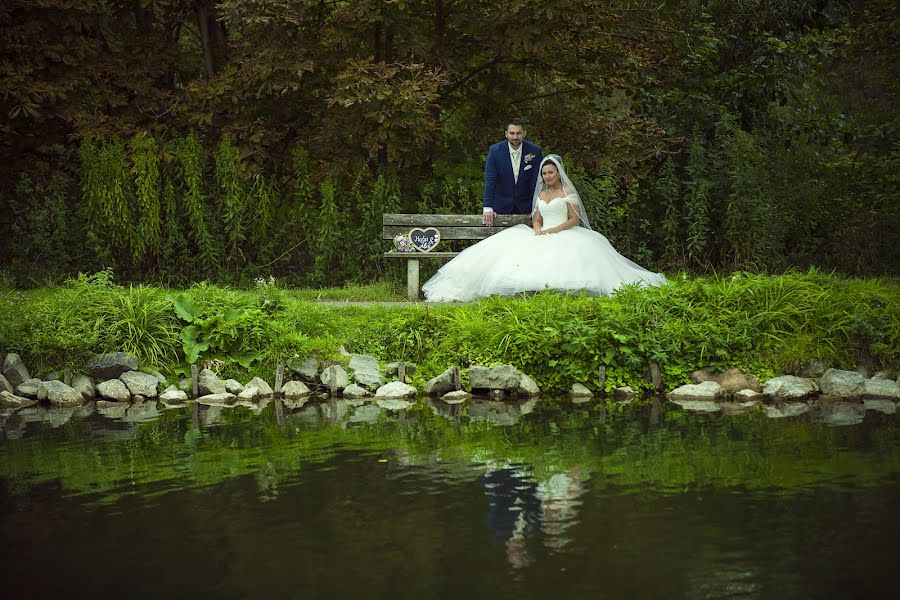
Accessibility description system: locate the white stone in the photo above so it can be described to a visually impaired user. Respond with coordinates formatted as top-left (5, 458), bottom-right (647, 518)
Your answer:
top-left (570, 383), bottom-right (593, 398)
top-left (282, 380), bottom-right (311, 398)
top-left (223, 379), bottom-right (244, 394)
top-left (342, 383), bottom-right (371, 399)
top-left (374, 381), bottom-right (417, 399)
top-left (516, 373), bottom-right (540, 397)
top-left (196, 392), bottom-right (236, 406)
top-left (120, 371), bottom-right (159, 398)
top-left (820, 369), bottom-right (866, 397)
top-left (159, 386), bottom-right (188, 403)
top-left (763, 376), bottom-right (818, 399)
top-left (667, 380), bottom-right (722, 401)
top-left (441, 390), bottom-right (471, 404)
top-left (247, 376), bottom-right (274, 396)
top-left (863, 378), bottom-right (899, 399)
top-left (97, 379), bottom-right (131, 402)
top-left (237, 386), bottom-right (260, 400)
top-left (42, 380), bottom-right (84, 406)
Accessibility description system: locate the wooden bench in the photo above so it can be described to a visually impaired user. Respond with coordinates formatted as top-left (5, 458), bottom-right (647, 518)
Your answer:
top-left (383, 213), bottom-right (532, 300)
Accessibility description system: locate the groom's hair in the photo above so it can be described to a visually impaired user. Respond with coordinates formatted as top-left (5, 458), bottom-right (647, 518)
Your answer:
top-left (506, 118), bottom-right (525, 130)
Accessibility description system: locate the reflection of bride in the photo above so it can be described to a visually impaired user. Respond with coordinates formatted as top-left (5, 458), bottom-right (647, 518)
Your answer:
top-left (422, 155), bottom-right (666, 302)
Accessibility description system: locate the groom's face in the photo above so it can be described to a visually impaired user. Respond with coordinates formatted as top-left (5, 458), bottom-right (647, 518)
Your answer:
top-left (505, 124), bottom-right (525, 149)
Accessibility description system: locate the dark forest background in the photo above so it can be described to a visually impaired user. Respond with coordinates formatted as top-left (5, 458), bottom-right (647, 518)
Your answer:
top-left (2, 0), bottom-right (897, 286)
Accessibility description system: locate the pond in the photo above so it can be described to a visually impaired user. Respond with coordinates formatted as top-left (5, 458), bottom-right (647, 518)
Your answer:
top-left (1, 396), bottom-right (898, 599)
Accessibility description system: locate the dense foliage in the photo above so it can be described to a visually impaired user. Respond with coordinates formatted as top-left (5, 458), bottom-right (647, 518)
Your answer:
top-left (2, 1), bottom-right (897, 284)
top-left (1, 272), bottom-right (896, 394)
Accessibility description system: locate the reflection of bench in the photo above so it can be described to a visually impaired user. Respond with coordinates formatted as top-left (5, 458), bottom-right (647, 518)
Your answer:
top-left (383, 213), bottom-right (532, 301)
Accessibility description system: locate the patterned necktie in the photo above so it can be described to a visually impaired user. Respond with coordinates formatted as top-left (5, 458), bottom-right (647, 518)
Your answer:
top-left (512, 148), bottom-right (520, 183)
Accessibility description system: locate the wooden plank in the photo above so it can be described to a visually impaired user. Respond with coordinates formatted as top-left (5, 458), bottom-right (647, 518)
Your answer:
top-left (384, 251), bottom-right (460, 259)
top-left (407, 258), bottom-right (420, 301)
top-left (383, 213), bottom-right (531, 227)
top-left (383, 225), bottom-right (525, 241)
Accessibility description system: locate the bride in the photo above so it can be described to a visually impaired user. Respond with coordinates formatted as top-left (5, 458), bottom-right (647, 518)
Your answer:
top-left (421, 154), bottom-right (666, 302)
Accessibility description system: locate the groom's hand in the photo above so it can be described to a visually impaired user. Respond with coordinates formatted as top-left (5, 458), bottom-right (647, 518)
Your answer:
top-left (482, 210), bottom-right (496, 227)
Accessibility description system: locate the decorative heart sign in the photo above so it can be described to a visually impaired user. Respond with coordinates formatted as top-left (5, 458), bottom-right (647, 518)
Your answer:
top-left (408, 227), bottom-right (441, 252)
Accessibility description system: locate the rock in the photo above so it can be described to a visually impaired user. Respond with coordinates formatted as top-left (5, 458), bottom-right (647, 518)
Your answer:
top-left (376, 398), bottom-right (414, 410)
top-left (668, 381), bottom-right (722, 401)
top-left (469, 365), bottom-right (520, 390)
top-left (196, 392), bottom-right (236, 406)
top-left (237, 386), bottom-right (260, 400)
top-left (71, 374), bottom-right (95, 400)
top-left (42, 380), bottom-right (84, 406)
top-left (96, 401), bottom-right (129, 419)
top-left (198, 368), bottom-right (226, 395)
top-left (736, 389), bottom-right (761, 399)
top-left (570, 383), bottom-right (593, 398)
top-left (613, 386), bottom-right (636, 402)
top-left (282, 380), bottom-right (311, 398)
top-left (0, 390), bottom-right (37, 409)
top-left (864, 399), bottom-right (896, 414)
top-left (762, 376), bottom-right (818, 400)
top-left (670, 399), bottom-right (721, 412)
top-left (820, 369), bottom-right (866, 398)
top-left (147, 369), bottom-right (168, 386)
top-left (516, 373), bottom-right (541, 397)
top-left (178, 378), bottom-right (192, 392)
top-left (37, 381), bottom-right (49, 402)
top-left (289, 356), bottom-right (320, 381)
top-left (132, 395), bottom-right (146, 403)
top-left (872, 370), bottom-right (897, 380)
top-left (815, 402), bottom-right (865, 426)
top-left (441, 390), bottom-right (471, 404)
top-left (342, 383), bottom-right (371, 399)
top-left (374, 381), bottom-right (417, 399)
top-left (86, 352), bottom-right (138, 380)
top-left (0, 373), bottom-right (13, 394)
top-left (689, 367), bottom-right (759, 392)
top-left (320, 365), bottom-right (350, 391)
top-left (15, 378), bottom-right (41, 399)
top-left (348, 354), bottom-right (383, 388)
top-left (797, 358), bottom-right (828, 379)
top-left (2, 353), bottom-right (32, 387)
top-left (120, 371), bottom-right (159, 398)
top-left (159, 385), bottom-right (188, 403)
top-left (43, 371), bottom-right (62, 381)
top-left (247, 376), bottom-right (274, 396)
top-left (425, 366), bottom-right (458, 396)
top-left (862, 378), bottom-right (899, 400)
top-left (338, 346), bottom-right (351, 357)
top-left (386, 362), bottom-right (417, 377)
top-left (223, 379), bottom-right (244, 394)
top-left (718, 368), bottom-right (761, 393)
top-left (97, 379), bottom-right (131, 402)
top-left (763, 403), bottom-right (811, 418)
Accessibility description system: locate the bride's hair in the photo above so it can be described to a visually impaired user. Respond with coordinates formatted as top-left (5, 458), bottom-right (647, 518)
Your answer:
top-left (531, 155), bottom-right (592, 229)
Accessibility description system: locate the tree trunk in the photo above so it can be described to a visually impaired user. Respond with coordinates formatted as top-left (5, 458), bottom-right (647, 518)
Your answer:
top-left (196, 3), bottom-right (215, 79)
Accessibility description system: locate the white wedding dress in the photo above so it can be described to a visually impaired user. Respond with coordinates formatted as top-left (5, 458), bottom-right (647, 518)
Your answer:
top-left (422, 195), bottom-right (666, 302)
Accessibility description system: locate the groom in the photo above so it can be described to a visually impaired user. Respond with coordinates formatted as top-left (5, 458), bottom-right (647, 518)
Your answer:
top-left (482, 118), bottom-right (542, 226)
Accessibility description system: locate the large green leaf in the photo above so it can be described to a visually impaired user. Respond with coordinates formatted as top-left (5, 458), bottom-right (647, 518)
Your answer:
top-left (167, 294), bottom-right (202, 323)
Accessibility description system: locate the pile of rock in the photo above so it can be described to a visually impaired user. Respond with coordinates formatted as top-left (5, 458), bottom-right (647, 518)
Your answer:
top-left (664, 365), bottom-right (899, 415)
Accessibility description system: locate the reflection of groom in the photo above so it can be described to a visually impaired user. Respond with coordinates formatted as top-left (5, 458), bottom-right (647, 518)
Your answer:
top-left (482, 118), bottom-right (542, 226)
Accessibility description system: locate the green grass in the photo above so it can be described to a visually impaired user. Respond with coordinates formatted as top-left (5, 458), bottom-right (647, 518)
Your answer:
top-left (1, 270), bottom-right (897, 393)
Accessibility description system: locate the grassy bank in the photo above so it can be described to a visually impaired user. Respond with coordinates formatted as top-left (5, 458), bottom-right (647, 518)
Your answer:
top-left (1, 271), bottom-right (897, 394)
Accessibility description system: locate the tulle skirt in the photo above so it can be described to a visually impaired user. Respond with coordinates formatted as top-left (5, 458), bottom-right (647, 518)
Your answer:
top-left (421, 225), bottom-right (666, 302)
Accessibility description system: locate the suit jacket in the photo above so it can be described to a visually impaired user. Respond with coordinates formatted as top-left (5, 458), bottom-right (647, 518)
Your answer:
top-left (483, 140), bottom-right (542, 215)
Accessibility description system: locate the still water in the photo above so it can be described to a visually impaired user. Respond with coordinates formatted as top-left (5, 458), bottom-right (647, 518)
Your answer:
top-left (1, 396), bottom-right (898, 599)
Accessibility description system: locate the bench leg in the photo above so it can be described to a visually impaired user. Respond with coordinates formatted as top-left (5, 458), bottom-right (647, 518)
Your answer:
top-left (407, 258), bottom-right (420, 301)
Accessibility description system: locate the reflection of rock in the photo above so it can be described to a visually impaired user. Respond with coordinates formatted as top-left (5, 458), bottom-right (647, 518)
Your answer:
top-left (814, 401), bottom-right (865, 426)
top-left (719, 400), bottom-right (761, 416)
top-left (468, 399), bottom-right (520, 426)
top-left (763, 402), bottom-right (811, 419)
top-left (518, 397), bottom-right (539, 416)
top-left (73, 401), bottom-right (95, 419)
top-left (376, 398), bottom-right (414, 411)
top-left (47, 406), bottom-right (76, 427)
top-left (349, 403), bottom-right (383, 424)
top-left (200, 405), bottom-right (224, 427)
top-left (669, 399), bottom-right (720, 413)
top-left (281, 396), bottom-right (310, 410)
top-left (96, 400), bottom-right (129, 419)
top-left (125, 401), bottom-right (160, 423)
top-left (864, 399), bottom-right (896, 414)
top-left (427, 398), bottom-right (462, 421)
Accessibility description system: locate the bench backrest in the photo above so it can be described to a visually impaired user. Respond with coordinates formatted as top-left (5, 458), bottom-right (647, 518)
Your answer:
top-left (382, 213), bottom-right (532, 244)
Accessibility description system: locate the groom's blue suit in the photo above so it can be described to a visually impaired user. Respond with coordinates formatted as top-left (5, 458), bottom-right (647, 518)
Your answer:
top-left (483, 140), bottom-right (542, 215)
